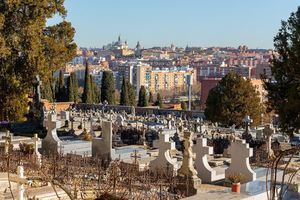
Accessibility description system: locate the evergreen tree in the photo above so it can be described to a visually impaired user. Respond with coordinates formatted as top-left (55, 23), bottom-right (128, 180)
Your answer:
top-left (101, 71), bottom-right (115, 105)
top-left (138, 86), bottom-right (148, 107)
top-left (42, 78), bottom-right (54, 102)
top-left (148, 91), bottom-right (154, 104)
top-left (205, 72), bottom-right (263, 127)
top-left (67, 72), bottom-right (78, 102)
top-left (120, 77), bottom-right (129, 105)
top-left (263, 7), bottom-right (300, 135)
top-left (155, 93), bottom-right (163, 108)
top-left (0, 1), bottom-right (76, 121)
top-left (90, 75), bottom-right (100, 103)
top-left (56, 69), bottom-right (67, 102)
top-left (82, 61), bottom-right (93, 103)
top-left (128, 83), bottom-right (136, 106)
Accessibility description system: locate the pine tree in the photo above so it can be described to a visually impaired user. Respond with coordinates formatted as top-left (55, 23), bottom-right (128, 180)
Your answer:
top-left (0, 1), bottom-right (76, 121)
top-left (101, 71), bottom-right (115, 105)
top-left (148, 91), bottom-right (154, 104)
top-left (155, 93), bottom-right (163, 108)
top-left (120, 77), bottom-right (129, 105)
top-left (138, 86), bottom-right (148, 107)
top-left (56, 69), bottom-right (67, 102)
top-left (263, 7), bottom-right (300, 134)
top-left (82, 61), bottom-right (93, 103)
top-left (205, 72), bottom-right (263, 127)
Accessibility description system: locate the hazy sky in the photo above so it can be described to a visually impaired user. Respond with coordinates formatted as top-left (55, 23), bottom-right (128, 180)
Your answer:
top-left (48, 0), bottom-right (300, 49)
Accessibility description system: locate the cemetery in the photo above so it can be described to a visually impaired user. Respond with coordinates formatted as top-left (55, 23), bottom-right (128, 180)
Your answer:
top-left (0, 103), bottom-right (299, 200)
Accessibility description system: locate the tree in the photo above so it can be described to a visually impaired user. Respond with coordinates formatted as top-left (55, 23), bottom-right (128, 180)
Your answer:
top-left (90, 75), bottom-right (100, 103)
top-left (42, 78), bottom-right (54, 102)
top-left (263, 7), bottom-right (300, 135)
top-left (155, 93), bottom-right (163, 108)
top-left (101, 71), bottom-right (115, 105)
top-left (0, 1), bottom-right (76, 121)
top-left (82, 61), bottom-right (93, 103)
top-left (56, 69), bottom-right (67, 102)
top-left (67, 72), bottom-right (79, 102)
top-left (181, 101), bottom-right (187, 110)
top-left (127, 82), bottom-right (136, 106)
top-left (148, 91), bottom-right (154, 104)
top-left (138, 86), bottom-right (148, 107)
top-left (205, 72), bottom-right (263, 127)
top-left (120, 77), bottom-right (129, 105)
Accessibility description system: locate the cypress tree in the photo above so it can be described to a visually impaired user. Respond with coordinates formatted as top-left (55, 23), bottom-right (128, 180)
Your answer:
top-left (120, 77), bottom-right (129, 105)
top-left (82, 61), bottom-right (93, 103)
top-left (90, 75), bottom-right (100, 103)
top-left (56, 69), bottom-right (67, 102)
top-left (148, 91), bottom-right (154, 104)
top-left (138, 86), bottom-right (148, 107)
top-left (181, 101), bottom-right (187, 110)
top-left (128, 82), bottom-right (136, 106)
top-left (42, 78), bottom-right (54, 102)
top-left (155, 93), bottom-right (163, 108)
top-left (67, 72), bottom-right (78, 102)
top-left (101, 71), bottom-right (115, 105)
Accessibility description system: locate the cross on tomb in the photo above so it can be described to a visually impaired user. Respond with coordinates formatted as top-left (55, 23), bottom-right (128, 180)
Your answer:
top-left (31, 134), bottom-right (40, 155)
top-left (2, 131), bottom-right (12, 154)
top-left (9, 166), bottom-right (28, 200)
top-left (225, 139), bottom-right (256, 183)
top-left (263, 124), bottom-right (275, 158)
top-left (243, 115), bottom-right (253, 134)
top-left (131, 150), bottom-right (141, 165)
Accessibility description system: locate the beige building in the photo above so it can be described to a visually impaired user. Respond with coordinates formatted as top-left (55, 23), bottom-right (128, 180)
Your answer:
top-left (137, 65), bottom-right (196, 95)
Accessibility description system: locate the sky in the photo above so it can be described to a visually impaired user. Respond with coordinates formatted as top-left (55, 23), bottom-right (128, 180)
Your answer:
top-left (48, 0), bottom-right (300, 49)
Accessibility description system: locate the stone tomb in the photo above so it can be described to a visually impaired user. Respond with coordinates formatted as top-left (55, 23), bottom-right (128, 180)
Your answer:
top-left (149, 132), bottom-right (178, 173)
top-left (193, 137), bottom-right (225, 183)
top-left (225, 139), bottom-right (256, 183)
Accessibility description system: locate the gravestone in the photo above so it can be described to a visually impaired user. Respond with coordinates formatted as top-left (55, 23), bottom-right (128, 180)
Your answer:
top-left (9, 166), bottom-right (28, 200)
top-left (193, 137), bottom-right (225, 183)
top-left (42, 113), bottom-right (62, 155)
top-left (225, 139), bottom-right (256, 183)
top-left (32, 134), bottom-right (41, 166)
top-left (178, 131), bottom-right (201, 196)
top-left (92, 120), bottom-right (115, 160)
top-left (116, 115), bottom-right (124, 127)
top-left (149, 132), bottom-right (178, 173)
top-left (263, 124), bottom-right (275, 158)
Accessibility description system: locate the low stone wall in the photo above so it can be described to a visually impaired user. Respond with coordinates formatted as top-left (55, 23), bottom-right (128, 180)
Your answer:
top-left (75, 103), bottom-right (205, 118)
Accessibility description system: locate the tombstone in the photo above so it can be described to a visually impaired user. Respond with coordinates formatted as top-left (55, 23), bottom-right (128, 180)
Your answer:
top-left (42, 113), bottom-right (62, 155)
top-left (242, 115), bottom-right (253, 141)
top-left (225, 139), bottom-right (256, 183)
top-left (116, 115), bottom-right (125, 127)
top-left (32, 134), bottom-right (41, 166)
top-left (92, 120), bottom-right (115, 160)
top-left (263, 124), bottom-right (275, 158)
top-left (193, 138), bottom-right (225, 183)
top-left (60, 110), bottom-right (70, 121)
top-left (149, 133), bottom-right (178, 173)
top-left (178, 131), bottom-right (201, 196)
top-left (9, 166), bottom-right (28, 200)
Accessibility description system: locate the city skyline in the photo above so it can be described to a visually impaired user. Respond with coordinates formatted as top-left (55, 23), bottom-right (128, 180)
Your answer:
top-left (47, 0), bottom-right (300, 49)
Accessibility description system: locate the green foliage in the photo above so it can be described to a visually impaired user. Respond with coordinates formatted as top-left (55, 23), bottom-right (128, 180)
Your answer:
top-left (148, 91), bottom-right (154, 103)
top-left (120, 77), bottom-right (129, 105)
top-left (181, 101), bottom-right (187, 110)
top-left (90, 75), bottom-right (101, 103)
top-left (82, 62), bottom-right (93, 103)
top-left (42, 78), bottom-right (54, 102)
top-left (155, 93), bottom-right (163, 108)
top-left (127, 82), bottom-right (136, 106)
top-left (205, 72), bottom-right (263, 127)
top-left (101, 71), bottom-right (115, 105)
top-left (67, 72), bottom-right (79, 102)
top-left (0, 1), bottom-right (76, 121)
top-left (138, 86), bottom-right (148, 107)
top-left (55, 70), bottom-right (67, 102)
top-left (263, 7), bottom-right (300, 134)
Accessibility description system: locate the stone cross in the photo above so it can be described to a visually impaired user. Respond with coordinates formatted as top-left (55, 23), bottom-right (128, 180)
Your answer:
top-left (2, 130), bottom-right (12, 154)
top-left (193, 138), bottom-right (224, 183)
top-left (32, 134), bottom-right (41, 166)
top-left (243, 115), bottom-right (253, 134)
top-left (9, 166), bottom-right (28, 200)
top-left (263, 124), bottom-right (275, 158)
top-left (178, 131), bottom-right (198, 178)
top-left (149, 132), bottom-right (178, 173)
top-left (225, 139), bottom-right (256, 183)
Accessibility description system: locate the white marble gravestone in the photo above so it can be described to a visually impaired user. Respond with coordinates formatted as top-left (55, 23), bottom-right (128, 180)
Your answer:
top-left (149, 133), bottom-right (178, 173)
top-left (193, 137), bottom-right (225, 183)
top-left (9, 166), bottom-right (28, 200)
top-left (92, 120), bottom-right (115, 159)
top-left (42, 113), bottom-right (62, 155)
top-left (225, 139), bottom-right (256, 183)
top-left (263, 124), bottom-right (275, 158)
